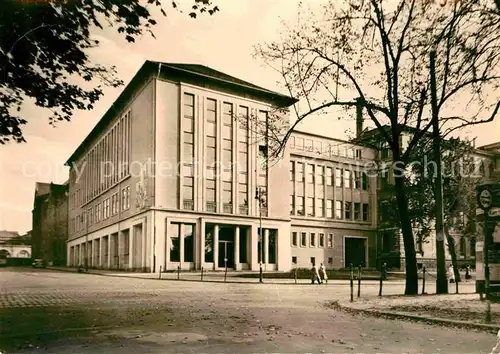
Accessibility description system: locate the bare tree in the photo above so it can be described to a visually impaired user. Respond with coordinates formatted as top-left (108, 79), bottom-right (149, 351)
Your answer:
top-left (255, 0), bottom-right (500, 295)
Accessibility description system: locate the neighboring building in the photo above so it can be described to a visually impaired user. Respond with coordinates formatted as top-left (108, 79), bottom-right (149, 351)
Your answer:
top-left (287, 131), bottom-right (378, 269)
top-left (5, 230), bottom-right (32, 246)
top-left (357, 123), bottom-right (500, 270)
top-left (0, 230), bottom-right (31, 258)
top-left (66, 61), bottom-right (297, 272)
top-left (32, 182), bottom-right (69, 265)
top-left (0, 230), bottom-right (20, 243)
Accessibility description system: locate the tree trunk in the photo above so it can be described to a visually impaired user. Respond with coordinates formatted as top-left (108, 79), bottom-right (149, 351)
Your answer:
top-left (394, 174), bottom-right (419, 295)
top-left (444, 225), bottom-right (461, 282)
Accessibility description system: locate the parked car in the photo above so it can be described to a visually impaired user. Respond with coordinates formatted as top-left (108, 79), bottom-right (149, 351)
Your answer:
top-left (32, 259), bottom-right (46, 268)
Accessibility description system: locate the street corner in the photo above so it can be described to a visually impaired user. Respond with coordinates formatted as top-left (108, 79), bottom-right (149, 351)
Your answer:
top-left (329, 293), bottom-right (500, 333)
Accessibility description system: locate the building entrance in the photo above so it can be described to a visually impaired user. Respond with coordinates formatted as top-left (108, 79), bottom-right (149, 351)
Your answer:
top-left (344, 237), bottom-right (367, 267)
top-left (218, 241), bottom-right (234, 269)
top-left (218, 226), bottom-right (235, 269)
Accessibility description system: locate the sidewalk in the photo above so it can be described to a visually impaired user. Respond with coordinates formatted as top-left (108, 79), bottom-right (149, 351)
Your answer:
top-left (48, 266), bottom-right (409, 285)
top-left (333, 293), bottom-right (500, 333)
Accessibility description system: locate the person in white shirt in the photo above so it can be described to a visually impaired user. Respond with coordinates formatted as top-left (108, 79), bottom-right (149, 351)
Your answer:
top-left (319, 263), bottom-right (328, 284)
top-left (448, 264), bottom-right (455, 283)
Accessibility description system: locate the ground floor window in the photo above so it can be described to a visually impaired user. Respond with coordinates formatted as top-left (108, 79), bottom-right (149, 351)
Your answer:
top-left (122, 230), bottom-right (129, 263)
top-left (459, 236), bottom-right (466, 257)
top-left (470, 237), bottom-right (476, 258)
top-left (239, 226), bottom-right (248, 264)
top-left (345, 237), bottom-right (367, 267)
top-left (257, 228), bottom-right (263, 263)
top-left (170, 224), bottom-right (180, 262)
top-left (205, 224), bottom-right (214, 263)
top-left (184, 224), bottom-right (195, 262)
top-left (268, 229), bottom-right (276, 264)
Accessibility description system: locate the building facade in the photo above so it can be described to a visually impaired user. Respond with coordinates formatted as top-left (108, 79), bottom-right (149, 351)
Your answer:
top-left (0, 230), bottom-right (31, 258)
top-left (32, 182), bottom-right (68, 265)
top-left (357, 125), bottom-right (500, 270)
top-left (66, 61), bottom-right (298, 272)
top-left (65, 60), bottom-right (500, 273)
top-left (288, 132), bottom-right (378, 269)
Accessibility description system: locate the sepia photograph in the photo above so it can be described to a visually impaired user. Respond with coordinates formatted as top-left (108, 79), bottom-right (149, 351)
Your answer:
top-left (1, 0), bottom-right (500, 353)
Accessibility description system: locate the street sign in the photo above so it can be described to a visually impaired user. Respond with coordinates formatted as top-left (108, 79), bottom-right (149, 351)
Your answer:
top-left (480, 189), bottom-right (493, 209)
top-left (477, 183), bottom-right (500, 210)
top-left (490, 208), bottom-right (500, 218)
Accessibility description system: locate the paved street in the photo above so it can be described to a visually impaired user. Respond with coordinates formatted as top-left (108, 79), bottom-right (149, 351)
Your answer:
top-left (0, 268), bottom-right (496, 353)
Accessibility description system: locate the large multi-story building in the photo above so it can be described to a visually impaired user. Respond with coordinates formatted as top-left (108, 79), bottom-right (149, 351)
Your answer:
top-left (287, 131), bottom-right (378, 269)
top-left (32, 182), bottom-right (68, 265)
top-left (66, 60), bottom-right (499, 273)
top-left (65, 61), bottom-right (383, 272)
top-left (66, 61), bottom-right (300, 272)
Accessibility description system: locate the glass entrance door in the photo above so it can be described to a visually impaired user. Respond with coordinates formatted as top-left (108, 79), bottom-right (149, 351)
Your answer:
top-left (218, 241), bottom-right (235, 269)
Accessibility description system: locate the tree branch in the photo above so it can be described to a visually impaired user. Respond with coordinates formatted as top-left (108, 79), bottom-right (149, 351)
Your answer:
top-left (442, 100), bottom-right (500, 138)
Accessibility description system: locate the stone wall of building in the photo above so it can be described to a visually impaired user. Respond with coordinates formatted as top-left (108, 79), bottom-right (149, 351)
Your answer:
top-left (32, 183), bottom-right (68, 266)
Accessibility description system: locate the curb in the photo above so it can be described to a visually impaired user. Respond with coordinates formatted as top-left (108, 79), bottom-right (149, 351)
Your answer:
top-left (331, 301), bottom-right (500, 334)
top-left (45, 267), bottom-right (320, 285)
top-left (47, 267), bottom-right (404, 285)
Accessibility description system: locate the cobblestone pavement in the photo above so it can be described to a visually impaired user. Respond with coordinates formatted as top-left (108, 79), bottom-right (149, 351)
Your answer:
top-left (0, 268), bottom-right (494, 353)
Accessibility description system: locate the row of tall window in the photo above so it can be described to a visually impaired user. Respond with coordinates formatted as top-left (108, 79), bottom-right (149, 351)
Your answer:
top-left (70, 186), bottom-right (130, 233)
top-left (182, 92), bottom-right (263, 215)
top-left (70, 111), bottom-right (132, 210)
top-left (291, 231), bottom-right (334, 248)
top-left (290, 197), bottom-right (370, 221)
top-left (290, 136), bottom-right (363, 160)
top-left (182, 93), bottom-right (195, 210)
top-left (257, 111), bottom-right (268, 214)
top-left (238, 107), bottom-right (249, 214)
top-left (221, 102), bottom-right (233, 213)
top-left (205, 97), bottom-right (217, 212)
top-left (290, 161), bottom-right (369, 189)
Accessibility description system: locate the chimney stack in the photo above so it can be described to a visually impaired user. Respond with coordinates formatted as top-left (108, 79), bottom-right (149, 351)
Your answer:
top-left (356, 98), bottom-right (363, 138)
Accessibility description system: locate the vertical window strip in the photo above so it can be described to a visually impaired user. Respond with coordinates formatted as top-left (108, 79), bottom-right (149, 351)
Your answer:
top-left (122, 115), bottom-right (126, 178)
top-left (127, 112), bottom-right (131, 176)
top-left (238, 106), bottom-right (249, 212)
top-left (205, 98), bottom-right (217, 212)
top-left (98, 142), bottom-right (101, 193)
top-left (113, 125), bottom-right (117, 184)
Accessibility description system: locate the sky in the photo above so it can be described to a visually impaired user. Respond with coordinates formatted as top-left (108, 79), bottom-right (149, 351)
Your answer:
top-left (0, 0), bottom-right (499, 233)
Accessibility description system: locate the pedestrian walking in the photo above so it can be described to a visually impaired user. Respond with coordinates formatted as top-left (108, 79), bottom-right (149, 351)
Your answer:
top-left (381, 262), bottom-right (388, 281)
top-left (311, 264), bottom-right (321, 284)
top-left (465, 264), bottom-right (471, 281)
top-left (448, 264), bottom-right (455, 283)
top-left (319, 263), bottom-right (328, 284)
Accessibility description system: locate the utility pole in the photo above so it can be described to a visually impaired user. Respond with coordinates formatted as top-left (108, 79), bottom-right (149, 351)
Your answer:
top-left (256, 187), bottom-right (264, 283)
top-left (430, 50), bottom-right (448, 294)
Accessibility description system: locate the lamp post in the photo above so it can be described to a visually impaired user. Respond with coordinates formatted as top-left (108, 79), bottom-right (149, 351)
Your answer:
top-left (256, 186), bottom-right (264, 283)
